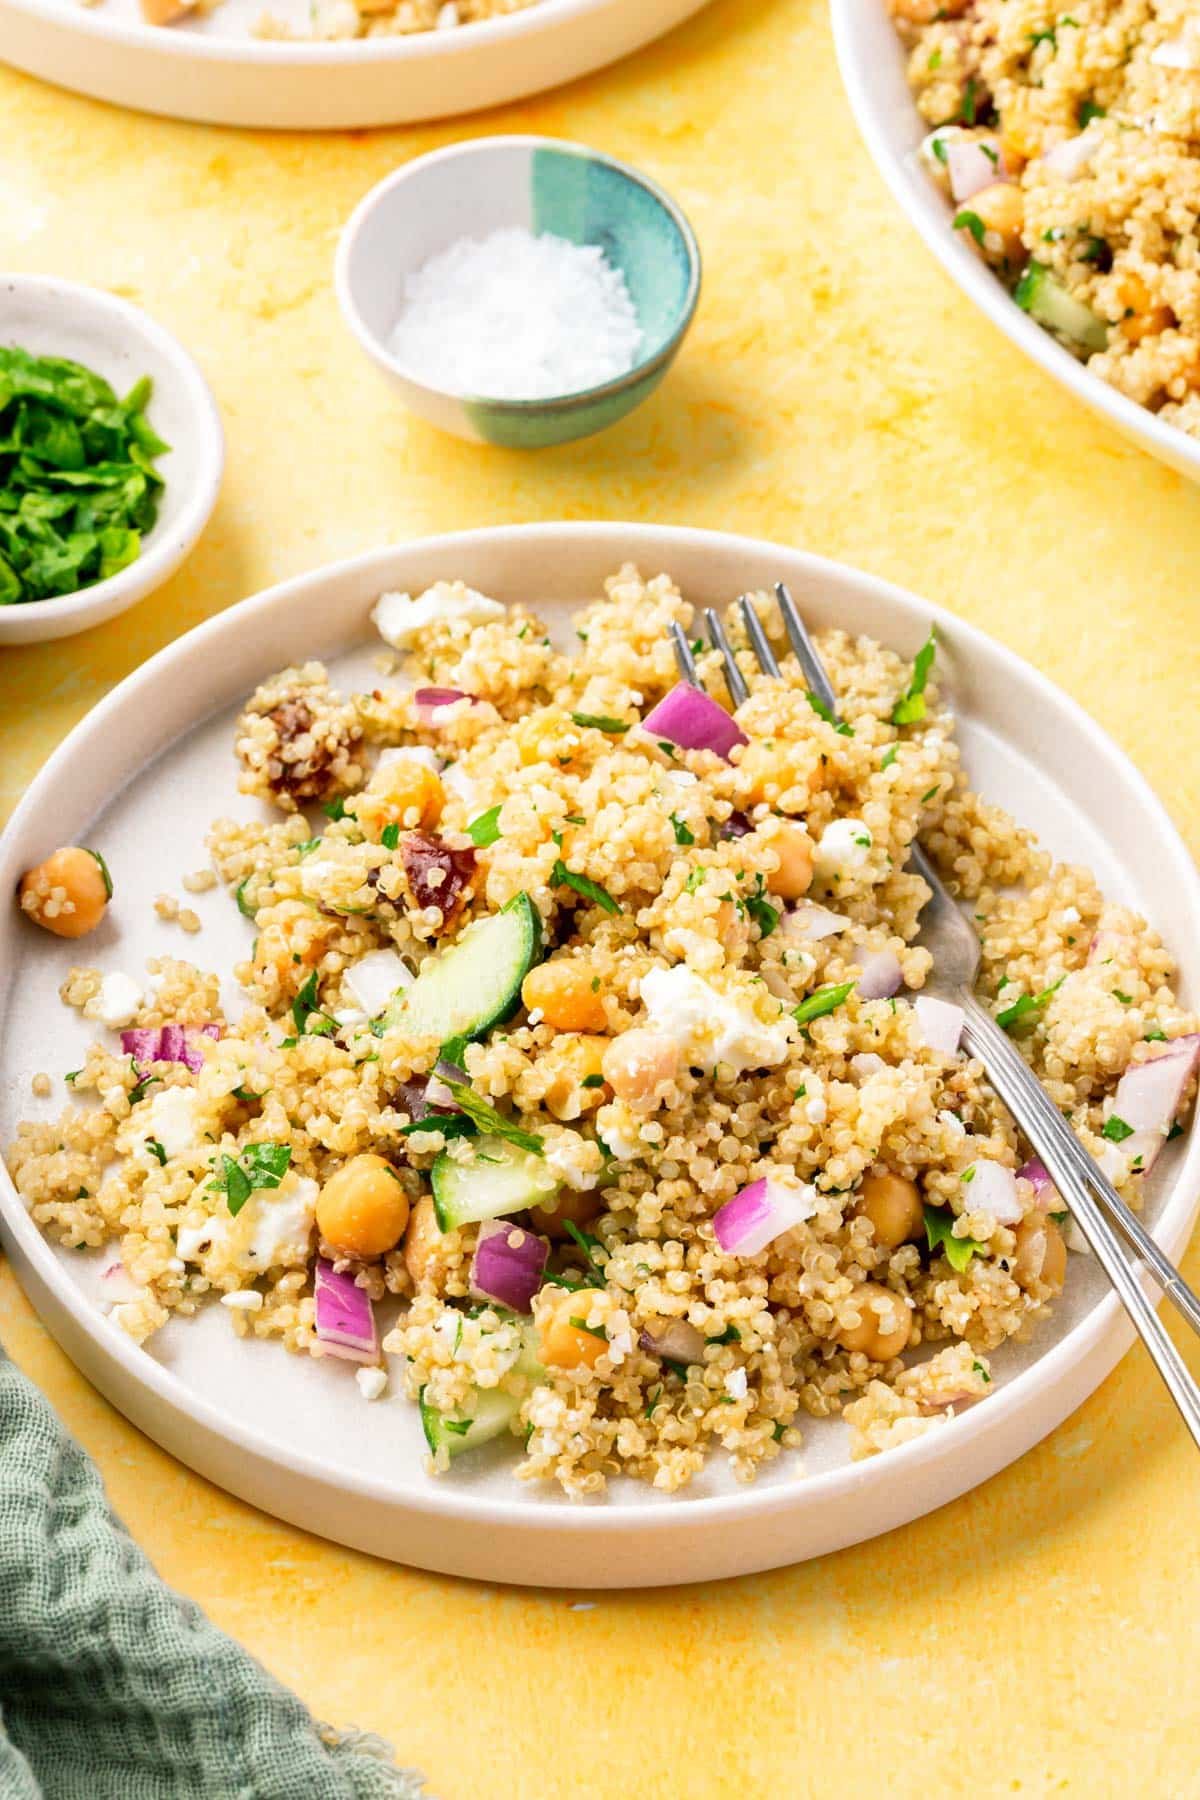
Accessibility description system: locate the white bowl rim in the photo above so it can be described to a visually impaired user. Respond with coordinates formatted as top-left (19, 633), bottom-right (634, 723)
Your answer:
top-left (3, 519), bottom-right (1199, 1539)
top-left (2, 0), bottom-right (653, 65)
top-left (334, 134), bottom-right (702, 414)
top-left (830, 0), bottom-right (1200, 482)
top-left (0, 274), bottom-right (224, 632)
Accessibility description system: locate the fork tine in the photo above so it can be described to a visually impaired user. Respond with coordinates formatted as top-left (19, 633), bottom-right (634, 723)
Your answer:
top-left (775, 582), bottom-right (838, 715)
top-left (703, 608), bottom-right (750, 707)
top-left (669, 620), bottom-right (698, 684)
top-left (738, 595), bottom-right (781, 678)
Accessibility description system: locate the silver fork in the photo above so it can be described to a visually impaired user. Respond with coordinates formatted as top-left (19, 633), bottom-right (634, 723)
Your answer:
top-left (670, 587), bottom-right (1200, 1450)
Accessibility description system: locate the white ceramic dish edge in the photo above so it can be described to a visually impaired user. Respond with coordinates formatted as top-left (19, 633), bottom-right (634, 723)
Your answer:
top-left (0, 276), bottom-right (224, 646)
top-left (2, 521), bottom-right (1198, 1588)
top-left (0, 0), bottom-right (712, 130)
top-left (831, 0), bottom-right (1200, 486)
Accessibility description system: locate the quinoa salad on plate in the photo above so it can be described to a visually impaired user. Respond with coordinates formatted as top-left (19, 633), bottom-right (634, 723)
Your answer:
top-left (8, 565), bottom-right (1199, 1495)
top-left (891, 0), bottom-right (1200, 437)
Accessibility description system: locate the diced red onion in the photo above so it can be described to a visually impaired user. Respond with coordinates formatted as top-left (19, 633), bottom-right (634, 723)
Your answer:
top-left (121, 1023), bottom-right (221, 1074)
top-left (1087, 928), bottom-right (1128, 966)
top-left (914, 996), bottom-right (964, 1056)
top-left (1018, 1156), bottom-right (1061, 1213)
top-left (962, 1157), bottom-right (1022, 1224)
top-left (781, 901), bottom-right (847, 942)
top-left (314, 1257), bottom-right (378, 1364)
top-left (1109, 1036), bottom-right (1200, 1175)
top-left (857, 949), bottom-right (903, 1001)
top-left (468, 1220), bottom-right (548, 1314)
top-left (642, 682), bottom-right (748, 761)
top-left (639, 1319), bottom-right (707, 1365)
top-left (413, 687), bottom-right (475, 726)
top-left (720, 810), bottom-right (754, 839)
top-left (947, 137), bottom-right (1005, 202)
top-left (1040, 132), bottom-right (1096, 179)
top-left (395, 1075), bottom-right (460, 1124)
top-left (713, 1175), bottom-right (817, 1258)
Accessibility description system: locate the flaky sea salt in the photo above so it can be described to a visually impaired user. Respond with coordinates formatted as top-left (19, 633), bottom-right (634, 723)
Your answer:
top-left (388, 226), bottom-right (643, 401)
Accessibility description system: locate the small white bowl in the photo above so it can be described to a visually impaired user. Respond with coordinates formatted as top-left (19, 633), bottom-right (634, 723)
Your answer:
top-left (0, 276), bottom-right (224, 646)
top-left (335, 135), bottom-right (701, 449)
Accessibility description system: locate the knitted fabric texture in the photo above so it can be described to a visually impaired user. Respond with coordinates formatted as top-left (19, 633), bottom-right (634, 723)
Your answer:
top-left (0, 1349), bottom-right (427, 1799)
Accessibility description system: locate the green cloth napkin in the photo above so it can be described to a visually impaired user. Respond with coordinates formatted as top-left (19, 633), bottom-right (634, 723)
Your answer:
top-left (0, 1347), bottom-right (428, 1800)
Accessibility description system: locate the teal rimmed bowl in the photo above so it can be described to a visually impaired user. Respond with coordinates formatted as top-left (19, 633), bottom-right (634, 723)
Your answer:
top-left (335, 135), bottom-right (701, 450)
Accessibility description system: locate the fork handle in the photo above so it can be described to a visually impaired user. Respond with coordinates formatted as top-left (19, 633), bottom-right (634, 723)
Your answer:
top-left (961, 997), bottom-right (1200, 1450)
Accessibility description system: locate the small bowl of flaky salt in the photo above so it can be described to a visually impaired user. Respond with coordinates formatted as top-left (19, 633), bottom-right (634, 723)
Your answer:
top-left (335, 135), bottom-right (701, 450)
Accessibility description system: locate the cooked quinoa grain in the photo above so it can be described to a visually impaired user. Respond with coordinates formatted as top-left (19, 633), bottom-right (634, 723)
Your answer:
top-left (7, 567), bottom-right (1197, 1496)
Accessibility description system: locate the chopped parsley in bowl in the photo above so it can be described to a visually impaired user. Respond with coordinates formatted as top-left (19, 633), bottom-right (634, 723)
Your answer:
top-left (0, 347), bottom-right (169, 606)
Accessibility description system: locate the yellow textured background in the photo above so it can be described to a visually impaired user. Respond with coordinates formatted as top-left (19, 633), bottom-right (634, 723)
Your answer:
top-left (3, 1), bottom-right (1200, 1793)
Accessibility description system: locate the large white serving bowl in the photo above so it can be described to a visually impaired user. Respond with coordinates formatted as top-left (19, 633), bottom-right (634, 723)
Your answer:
top-left (831, 0), bottom-right (1200, 486)
top-left (0, 276), bottom-right (223, 647)
top-left (2, 522), bottom-right (1198, 1588)
top-left (0, 0), bottom-right (713, 130)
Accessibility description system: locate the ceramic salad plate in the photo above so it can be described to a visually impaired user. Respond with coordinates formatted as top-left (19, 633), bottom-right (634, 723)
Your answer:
top-left (2, 522), bottom-right (1198, 1589)
top-left (831, 0), bottom-right (1200, 486)
top-left (0, 0), bottom-right (712, 129)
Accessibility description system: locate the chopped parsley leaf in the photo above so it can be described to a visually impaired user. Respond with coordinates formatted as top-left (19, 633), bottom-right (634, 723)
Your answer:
top-left (380, 821), bottom-right (401, 851)
top-left (295, 837), bottom-right (321, 858)
top-left (291, 970), bottom-right (337, 1038)
top-left (806, 691), bottom-right (853, 736)
top-left (570, 711), bottom-right (630, 734)
top-left (397, 1114), bottom-right (476, 1142)
top-left (322, 796), bottom-right (348, 821)
top-left (441, 1081), bottom-right (544, 1155)
top-left (671, 814), bottom-right (695, 846)
top-left (920, 785), bottom-right (940, 804)
top-left (208, 1141), bottom-right (291, 1216)
top-left (891, 628), bottom-right (937, 725)
top-left (581, 1073), bottom-right (605, 1088)
top-left (235, 876), bottom-right (257, 920)
top-left (467, 804), bottom-right (503, 848)
top-left (85, 848), bottom-right (113, 900)
top-left (996, 974), bottom-right (1065, 1032)
top-left (794, 980), bottom-right (856, 1027)
top-left (880, 744), bottom-right (899, 770)
top-left (1144, 1028), bottom-right (1168, 1042)
top-left (146, 1138), bottom-right (167, 1166)
top-left (959, 75), bottom-right (978, 126)
top-left (954, 209), bottom-right (985, 248)
top-left (551, 859), bottom-right (620, 916)
top-left (1078, 99), bottom-right (1105, 127)
top-left (1101, 1115), bottom-right (1134, 1143)
top-left (972, 1360), bottom-right (991, 1384)
top-left (923, 1204), bottom-right (986, 1272)
top-left (568, 1317), bottom-right (609, 1341)
top-left (685, 869), bottom-right (705, 894)
top-left (1112, 988), bottom-right (1133, 1006)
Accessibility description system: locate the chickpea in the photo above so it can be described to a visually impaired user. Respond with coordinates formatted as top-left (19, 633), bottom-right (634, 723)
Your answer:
top-left (602, 1029), bottom-right (680, 1111)
top-left (529, 1183), bottom-right (603, 1240)
top-left (522, 960), bottom-right (608, 1033)
top-left (959, 183), bottom-right (1025, 268)
top-left (1118, 272), bottom-right (1174, 344)
top-left (542, 1034), bottom-right (609, 1121)
top-left (354, 759), bottom-right (443, 838)
top-left (1013, 1214), bottom-right (1067, 1294)
top-left (836, 1280), bottom-right (912, 1361)
top-left (856, 1170), bottom-right (924, 1250)
top-left (18, 846), bottom-right (110, 939)
top-left (316, 1153), bottom-right (409, 1259)
top-left (536, 1285), bottom-right (615, 1370)
top-left (403, 1194), bottom-right (443, 1286)
top-left (765, 821), bottom-right (815, 901)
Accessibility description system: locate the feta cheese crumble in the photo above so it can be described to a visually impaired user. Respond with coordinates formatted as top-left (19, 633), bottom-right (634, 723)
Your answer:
top-left (372, 581), bottom-right (505, 649)
top-left (95, 971), bottom-right (143, 1029)
top-left (814, 818), bottom-right (873, 880)
top-left (639, 965), bottom-right (792, 1075)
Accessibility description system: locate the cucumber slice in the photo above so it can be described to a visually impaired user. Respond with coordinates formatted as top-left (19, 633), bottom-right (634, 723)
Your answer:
top-left (384, 891), bottom-right (541, 1043)
top-left (1015, 262), bottom-right (1108, 354)
top-left (418, 1327), bottom-right (546, 1462)
top-left (431, 1134), bottom-right (559, 1231)
top-left (420, 1383), bottom-right (521, 1459)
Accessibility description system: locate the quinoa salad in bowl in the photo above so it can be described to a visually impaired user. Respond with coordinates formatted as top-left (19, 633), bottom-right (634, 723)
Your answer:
top-left (889, 0), bottom-right (1200, 438)
top-left (7, 563), bottom-right (1199, 1498)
